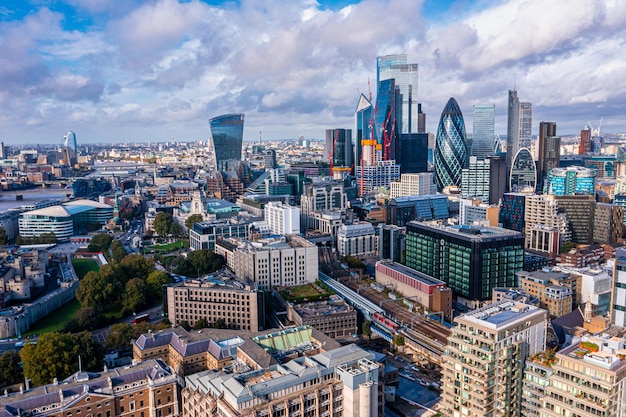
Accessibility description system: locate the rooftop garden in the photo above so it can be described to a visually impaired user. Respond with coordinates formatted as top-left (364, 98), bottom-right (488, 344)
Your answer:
top-left (278, 281), bottom-right (334, 303)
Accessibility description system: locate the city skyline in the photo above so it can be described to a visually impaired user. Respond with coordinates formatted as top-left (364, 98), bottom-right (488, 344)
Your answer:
top-left (0, 0), bottom-right (625, 144)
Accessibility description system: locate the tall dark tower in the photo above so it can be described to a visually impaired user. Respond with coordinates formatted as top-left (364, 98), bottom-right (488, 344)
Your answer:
top-left (506, 90), bottom-right (520, 173)
top-left (209, 113), bottom-right (244, 171)
top-left (537, 121), bottom-right (559, 193)
top-left (579, 127), bottom-right (592, 155)
top-left (434, 97), bottom-right (468, 192)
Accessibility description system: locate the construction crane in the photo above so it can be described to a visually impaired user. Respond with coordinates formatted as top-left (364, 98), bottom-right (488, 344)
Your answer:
top-left (587, 117), bottom-right (604, 152)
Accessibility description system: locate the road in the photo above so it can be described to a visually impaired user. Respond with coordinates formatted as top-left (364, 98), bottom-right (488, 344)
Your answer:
top-left (92, 304), bottom-right (164, 345)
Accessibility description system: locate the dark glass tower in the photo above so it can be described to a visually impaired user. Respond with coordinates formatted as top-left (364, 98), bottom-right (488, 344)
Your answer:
top-left (375, 78), bottom-right (400, 160)
top-left (398, 133), bottom-right (428, 173)
top-left (209, 114), bottom-right (244, 171)
top-left (537, 121), bottom-right (559, 192)
top-left (354, 94), bottom-right (373, 169)
top-left (434, 97), bottom-right (468, 192)
top-left (325, 129), bottom-right (354, 173)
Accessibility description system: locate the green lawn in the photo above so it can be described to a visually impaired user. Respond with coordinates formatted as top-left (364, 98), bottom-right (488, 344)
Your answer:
top-left (72, 258), bottom-right (100, 279)
top-left (145, 240), bottom-right (188, 252)
top-left (279, 283), bottom-right (334, 303)
top-left (23, 299), bottom-right (81, 336)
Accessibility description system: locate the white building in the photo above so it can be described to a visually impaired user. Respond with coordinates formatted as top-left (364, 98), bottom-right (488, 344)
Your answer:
top-left (226, 235), bottom-right (318, 290)
top-left (264, 202), bottom-right (300, 235)
top-left (337, 222), bottom-right (378, 257)
top-left (390, 173), bottom-right (436, 198)
top-left (355, 160), bottom-right (401, 194)
top-left (577, 268), bottom-right (612, 315)
top-left (612, 252), bottom-right (626, 327)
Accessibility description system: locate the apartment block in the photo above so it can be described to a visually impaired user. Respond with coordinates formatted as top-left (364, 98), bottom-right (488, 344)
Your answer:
top-left (517, 269), bottom-right (576, 318)
top-left (264, 201), bottom-right (300, 235)
top-left (440, 301), bottom-right (547, 417)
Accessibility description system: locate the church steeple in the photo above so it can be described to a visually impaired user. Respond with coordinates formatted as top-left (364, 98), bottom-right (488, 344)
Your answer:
top-left (584, 298), bottom-right (593, 322)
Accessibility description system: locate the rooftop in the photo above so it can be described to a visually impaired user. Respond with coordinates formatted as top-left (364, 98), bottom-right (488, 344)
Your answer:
top-left (376, 261), bottom-right (447, 287)
top-left (460, 300), bottom-right (545, 330)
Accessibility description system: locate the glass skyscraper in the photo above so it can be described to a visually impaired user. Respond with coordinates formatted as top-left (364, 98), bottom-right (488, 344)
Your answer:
top-left (519, 102), bottom-right (533, 149)
top-left (510, 148), bottom-right (537, 193)
top-left (374, 78), bottom-right (399, 160)
top-left (354, 93), bottom-right (373, 168)
top-left (209, 114), bottom-right (244, 171)
top-left (434, 97), bottom-right (468, 192)
top-left (544, 166), bottom-right (597, 195)
top-left (472, 104), bottom-right (495, 158)
top-left (377, 54), bottom-right (419, 134)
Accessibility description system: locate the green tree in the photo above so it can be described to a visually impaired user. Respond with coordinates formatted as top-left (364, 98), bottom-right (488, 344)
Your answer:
top-left (77, 307), bottom-right (99, 330)
top-left (0, 350), bottom-right (23, 386)
top-left (393, 334), bottom-right (405, 347)
top-left (153, 212), bottom-right (174, 237)
top-left (120, 254), bottom-right (155, 283)
top-left (88, 233), bottom-right (113, 252)
top-left (105, 323), bottom-right (152, 350)
top-left (146, 270), bottom-right (173, 301)
top-left (193, 318), bottom-right (208, 330)
top-left (38, 232), bottom-right (57, 244)
top-left (561, 241), bottom-right (576, 254)
top-left (179, 320), bottom-right (191, 331)
top-left (214, 318), bottom-right (227, 329)
top-left (20, 332), bottom-right (103, 387)
top-left (0, 227), bottom-right (8, 245)
top-left (175, 249), bottom-right (225, 277)
top-left (362, 320), bottom-right (372, 340)
top-left (76, 265), bottom-right (121, 312)
top-left (122, 278), bottom-right (147, 314)
top-left (185, 214), bottom-right (204, 231)
top-left (110, 240), bottom-right (127, 263)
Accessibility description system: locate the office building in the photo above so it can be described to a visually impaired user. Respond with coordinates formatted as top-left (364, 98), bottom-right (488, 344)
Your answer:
top-left (300, 181), bottom-right (348, 217)
top-left (578, 267), bottom-right (612, 314)
top-left (586, 155), bottom-right (617, 179)
top-left (182, 330), bottom-right (381, 417)
top-left (18, 200), bottom-right (113, 241)
top-left (594, 203), bottom-right (623, 244)
top-left (164, 269), bottom-right (263, 331)
top-left (355, 159), bottom-right (401, 194)
top-left (374, 78), bottom-right (399, 160)
top-left (378, 224), bottom-right (404, 263)
top-left (210, 113), bottom-right (244, 171)
top-left (472, 104), bottom-right (495, 158)
top-left (264, 149), bottom-right (277, 170)
top-left (506, 89), bottom-right (520, 172)
top-left (354, 93), bottom-right (373, 176)
top-left (62, 130), bottom-right (77, 166)
top-left (488, 155), bottom-right (508, 205)
top-left (612, 249), bottom-right (626, 327)
top-left (390, 172), bottom-right (435, 198)
top-left (286, 297), bottom-right (358, 339)
top-left (397, 133), bottom-right (428, 173)
top-left (527, 334), bottom-right (626, 417)
top-left (386, 195), bottom-right (449, 226)
top-left (440, 301), bottom-right (547, 417)
top-left (434, 97), bottom-right (468, 192)
top-left (0, 360), bottom-right (180, 417)
top-left (519, 102), bottom-right (533, 149)
top-left (336, 222), bottom-right (378, 257)
top-left (0, 141), bottom-right (5, 159)
top-left (189, 219), bottom-right (251, 250)
top-left (544, 166), bottom-right (596, 195)
top-left (377, 54), bottom-right (419, 134)
top-left (264, 201), bottom-right (300, 235)
top-left (461, 156), bottom-right (490, 200)
top-left (499, 193), bottom-right (527, 233)
top-left (376, 261), bottom-right (452, 321)
top-left (325, 128), bottom-right (354, 176)
top-left (459, 198), bottom-right (499, 227)
top-left (560, 244), bottom-right (604, 269)
top-left (537, 121), bottom-right (560, 192)
top-left (223, 235), bottom-right (318, 290)
top-left (510, 148), bottom-right (537, 193)
top-left (579, 127), bottom-right (592, 154)
top-left (405, 221), bottom-right (524, 304)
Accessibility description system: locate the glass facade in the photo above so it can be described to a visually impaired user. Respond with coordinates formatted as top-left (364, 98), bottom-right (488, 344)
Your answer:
top-left (398, 133), bottom-right (428, 173)
top-left (404, 222), bottom-right (524, 300)
top-left (434, 97), bottom-right (468, 192)
top-left (209, 114), bottom-right (244, 171)
top-left (472, 104), bottom-right (495, 158)
top-left (377, 54), bottom-right (419, 134)
top-left (354, 94), bottom-right (373, 169)
top-left (510, 148), bottom-right (537, 192)
top-left (325, 128), bottom-right (353, 170)
top-left (499, 193), bottom-right (526, 232)
top-left (519, 102), bottom-right (533, 149)
top-left (544, 166), bottom-right (596, 195)
top-left (374, 78), bottom-right (399, 160)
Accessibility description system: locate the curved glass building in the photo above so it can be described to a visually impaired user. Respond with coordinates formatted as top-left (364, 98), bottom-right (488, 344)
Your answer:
top-left (62, 130), bottom-right (77, 165)
top-left (209, 114), bottom-right (244, 171)
top-left (545, 166), bottom-right (597, 195)
top-left (434, 97), bottom-right (468, 192)
top-left (510, 148), bottom-right (537, 193)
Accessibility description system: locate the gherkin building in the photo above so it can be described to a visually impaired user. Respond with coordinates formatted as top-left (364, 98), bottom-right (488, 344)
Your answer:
top-left (434, 97), bottom-right (468, 192)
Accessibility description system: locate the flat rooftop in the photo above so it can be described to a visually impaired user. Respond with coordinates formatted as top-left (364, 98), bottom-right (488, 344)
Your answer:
top-left (293, 299), bottom-right (353, 318)
top-left (461, 300), bottom-right (544, 330)
top-left (376, 261), bottom-right (446, 287)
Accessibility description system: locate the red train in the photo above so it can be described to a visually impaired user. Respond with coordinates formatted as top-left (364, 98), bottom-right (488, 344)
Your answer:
top-left (373, 312), bottom-right (399, 332)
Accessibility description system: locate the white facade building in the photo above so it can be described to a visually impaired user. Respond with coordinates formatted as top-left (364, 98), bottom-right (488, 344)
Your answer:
top-left (337, 222), bottom-right (378, 257)
top-left (231, 235), bottom-right (318, 290)
top-left (264, 202), bottom-right (300, 235)
top-left (390, 173), bottom-right (436, 198)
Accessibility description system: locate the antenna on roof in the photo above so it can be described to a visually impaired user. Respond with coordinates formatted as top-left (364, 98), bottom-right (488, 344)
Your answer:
top-left (79, 355), bottom-right (82, 373)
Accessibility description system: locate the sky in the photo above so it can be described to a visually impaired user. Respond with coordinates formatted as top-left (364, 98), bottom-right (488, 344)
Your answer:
top-left (0, 0), bottom-right (625, 145)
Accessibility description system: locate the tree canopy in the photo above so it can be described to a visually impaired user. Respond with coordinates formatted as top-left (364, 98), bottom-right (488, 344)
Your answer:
top-left (88, 233), bottom-right (113, 252)
top-left (20, 332), bottom-right (103, 387)
top-left (175, 249), bottom-right (225, 277)
top-left (185, 214), bottom-right (204, 231)
top-left (76, 265), bottom-right (121, 312)
top-left (0, 351), bottom-right (23, 387)
top-left (0, 227), bottom-right (8, 245)
top-left (153, 212), bottom-right (174, 237)
top-left (146, 270), bottom-right (174, 301)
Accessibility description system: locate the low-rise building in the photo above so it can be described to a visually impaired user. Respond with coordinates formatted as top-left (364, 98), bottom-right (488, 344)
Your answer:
top-left (164, 269), bottom-right (264, 332)
top-left (189, 219), bottom-right (251, 250)
top-left (517, 269), bottom-right (577, 318)
top-left (0, 359), bottom-right (180, 417)
top-left (375, 261), bottom-right (452, 321)
top-left (286, 296), bottom-right (358, 339)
